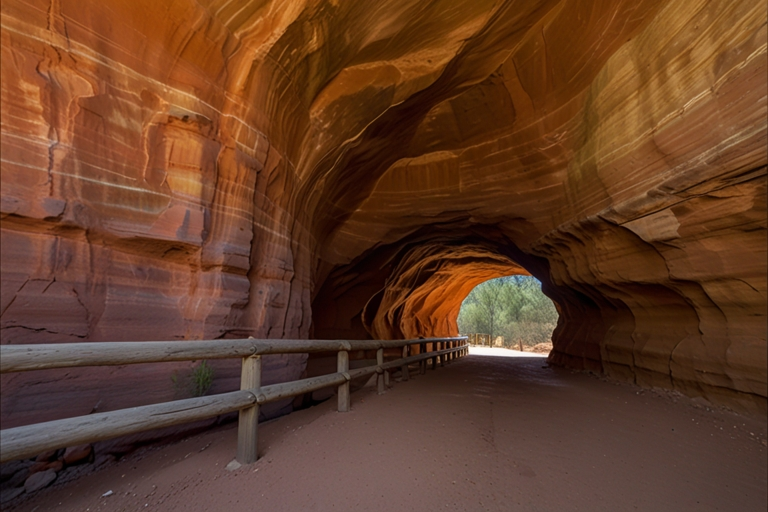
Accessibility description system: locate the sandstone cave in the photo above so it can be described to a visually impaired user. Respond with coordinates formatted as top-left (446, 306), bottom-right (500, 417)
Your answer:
top-left (0, 0), bottom-right (766, 434)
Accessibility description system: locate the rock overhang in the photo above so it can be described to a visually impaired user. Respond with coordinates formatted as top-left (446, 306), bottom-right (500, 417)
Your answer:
top-left (0, 0), bottom-right (765, 427)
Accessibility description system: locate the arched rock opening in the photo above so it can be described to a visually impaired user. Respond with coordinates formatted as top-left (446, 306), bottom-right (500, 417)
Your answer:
top-left (1, 0), bottom-right (765, 431)
top-left (312, 231), bottom-right (534, 341)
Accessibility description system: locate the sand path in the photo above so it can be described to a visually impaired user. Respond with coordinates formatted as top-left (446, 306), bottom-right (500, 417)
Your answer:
top-left (7, 349), bottom-right (767, 511)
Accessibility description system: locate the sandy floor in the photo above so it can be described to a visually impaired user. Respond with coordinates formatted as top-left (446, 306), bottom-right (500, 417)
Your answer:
top-left (470, 346), bottom-right (549, 358)
top-left (7, 349), bottom-right (767, 512)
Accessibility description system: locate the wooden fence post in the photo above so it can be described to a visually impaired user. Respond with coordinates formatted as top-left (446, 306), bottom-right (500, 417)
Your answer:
top-left (377, 348), bottom-right (385, 394)
top-left (401, 345), bottom-right (410, 381)
top-left (337, 351), bottom-right (350, 412)
top-left (237, 354), bottom-right (261, 464)
top-left (1, 336), bottom-right (475, 465)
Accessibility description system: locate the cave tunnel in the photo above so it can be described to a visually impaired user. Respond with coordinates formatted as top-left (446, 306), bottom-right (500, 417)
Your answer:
top-left (0, 0), bottom-right (766, 451)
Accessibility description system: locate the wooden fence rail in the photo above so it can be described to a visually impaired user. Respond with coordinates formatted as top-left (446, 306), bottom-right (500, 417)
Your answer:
top-left (0, 337), bottom-right (468, 464)
top-left (465, 333), bottom-right (494, 346)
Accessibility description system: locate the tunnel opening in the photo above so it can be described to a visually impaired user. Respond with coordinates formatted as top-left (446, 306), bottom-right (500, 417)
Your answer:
top-left (457, 275), bottom-right (558, 356)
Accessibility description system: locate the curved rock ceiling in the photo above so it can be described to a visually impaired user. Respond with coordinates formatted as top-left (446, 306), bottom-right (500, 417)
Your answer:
top-left (1, 0), bottom-right (766, 425)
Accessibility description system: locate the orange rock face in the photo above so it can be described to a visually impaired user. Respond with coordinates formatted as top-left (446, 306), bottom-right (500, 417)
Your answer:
top-left (1, 0), bottom-right (766, 426)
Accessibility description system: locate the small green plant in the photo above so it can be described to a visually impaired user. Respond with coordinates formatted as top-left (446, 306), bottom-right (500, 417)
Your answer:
top-left (190, 360), bottom-right (215, 397)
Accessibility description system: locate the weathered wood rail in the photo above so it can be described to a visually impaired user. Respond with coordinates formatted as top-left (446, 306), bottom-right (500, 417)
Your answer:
top-left (466, 333), bottom-right (494, 346)
top-left (0, 337), bottom-right (468, 464)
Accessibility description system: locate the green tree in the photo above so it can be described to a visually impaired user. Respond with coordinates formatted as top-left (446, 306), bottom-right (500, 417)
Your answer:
top-left (458, 275), bottom-right (558, 348)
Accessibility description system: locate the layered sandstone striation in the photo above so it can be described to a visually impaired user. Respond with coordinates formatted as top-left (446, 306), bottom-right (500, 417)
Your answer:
top-left (1, 0), bottom-right (766, 428)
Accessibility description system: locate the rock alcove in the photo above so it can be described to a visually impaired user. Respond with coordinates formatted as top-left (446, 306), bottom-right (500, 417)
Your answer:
top-left (1, 0), bottom-right (765, 431)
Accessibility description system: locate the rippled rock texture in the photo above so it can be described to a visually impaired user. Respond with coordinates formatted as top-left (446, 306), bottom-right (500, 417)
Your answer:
top-left (1, 0), bottom-right (766, 425)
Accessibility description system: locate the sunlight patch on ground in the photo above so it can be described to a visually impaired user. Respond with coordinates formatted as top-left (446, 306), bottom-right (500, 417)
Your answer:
top-left (468, 346), bottom-right (547, 358)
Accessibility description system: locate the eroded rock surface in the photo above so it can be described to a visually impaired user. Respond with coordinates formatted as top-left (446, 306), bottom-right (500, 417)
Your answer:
top-left (1, 0), bottom-right (765, 429)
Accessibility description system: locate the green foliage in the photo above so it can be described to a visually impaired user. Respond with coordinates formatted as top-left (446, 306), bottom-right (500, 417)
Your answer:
top-left (457, 276), bottom-right (558, 347)
top-left (190, 360), bottom-right (215, 397)
top-left (172, 360), bottom-right (215, 398)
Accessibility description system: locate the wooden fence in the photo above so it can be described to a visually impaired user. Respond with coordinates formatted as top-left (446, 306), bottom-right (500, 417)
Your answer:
top-left (465, 333), bottom-right (494, 346)
top-left (0, 337), bottom-right (468, 464)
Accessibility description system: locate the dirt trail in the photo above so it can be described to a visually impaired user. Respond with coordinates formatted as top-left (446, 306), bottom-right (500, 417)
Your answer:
top-left (7, 349), bottom-right (767, 512)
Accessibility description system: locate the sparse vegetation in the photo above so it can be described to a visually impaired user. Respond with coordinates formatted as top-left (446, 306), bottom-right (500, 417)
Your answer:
top-left (190, 360), bottom-right (215, 396)
top-left (457, 276), bottom-right (558, 349)
top-left (172, 360), bottom-right (215, 397)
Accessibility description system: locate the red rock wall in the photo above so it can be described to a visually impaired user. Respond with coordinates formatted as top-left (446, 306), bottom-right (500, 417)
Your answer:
top-left (1, 0), bottom-right (314, 425)
top-left (315, 0), bottom-right (767, 410)
top-left (1, 0), bottom-right (766, 428)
